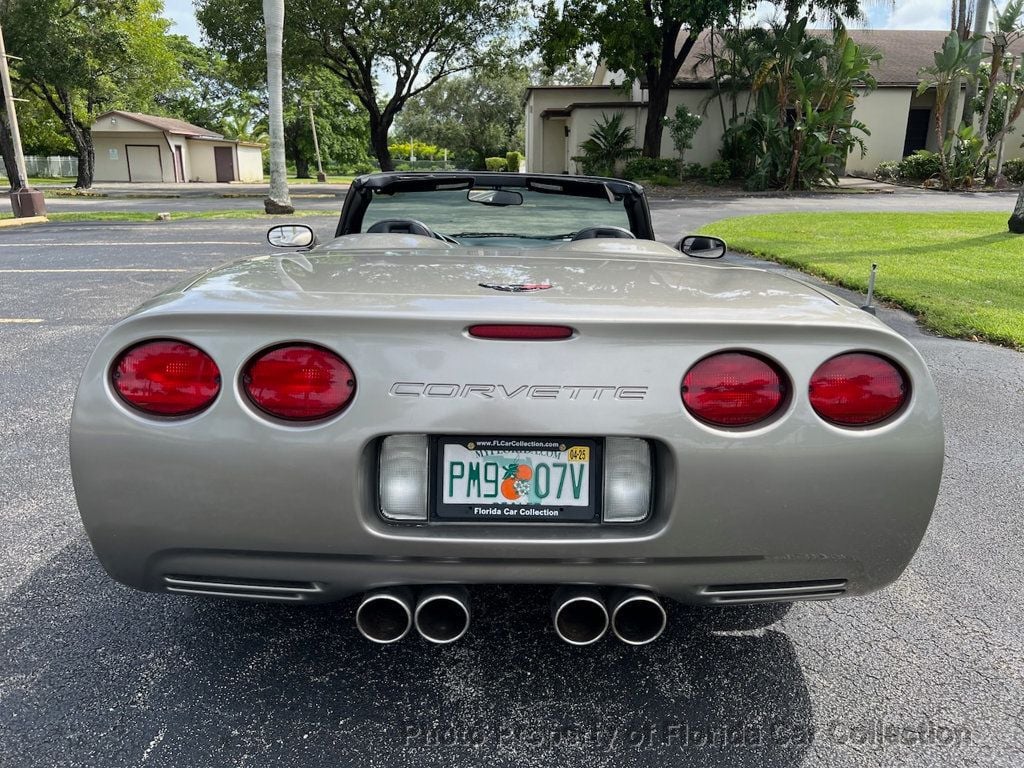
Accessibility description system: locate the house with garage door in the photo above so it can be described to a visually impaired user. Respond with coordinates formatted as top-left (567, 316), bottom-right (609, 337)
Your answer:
top-left (90, 111), bottom-right (264, 183)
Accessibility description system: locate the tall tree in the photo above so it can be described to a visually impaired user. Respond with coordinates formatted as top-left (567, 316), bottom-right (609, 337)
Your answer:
top-left (533, 0), bottom-right (732, 158)
top-left (1, 0), bottom-right (180, 188)
top-left (395, 65), bottom-right (528, 169)
top-left (262, 0), bottom-right (292, 213)
top-left (197, 0), bottom-right (521, 171)
top-left (532, 0), bottom-right (871, 158)
top-left (280, 70), bottom-right (370, 177)
top-left (155, 37), bottom-right (255, 136)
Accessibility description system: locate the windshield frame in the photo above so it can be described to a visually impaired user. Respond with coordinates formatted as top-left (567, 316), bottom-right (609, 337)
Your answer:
top-left (335, 172), bottom-right (654, 241)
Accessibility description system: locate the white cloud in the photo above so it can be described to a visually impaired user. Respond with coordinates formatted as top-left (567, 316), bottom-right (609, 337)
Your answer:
top-left (877, 0), bottom-right (951, 30)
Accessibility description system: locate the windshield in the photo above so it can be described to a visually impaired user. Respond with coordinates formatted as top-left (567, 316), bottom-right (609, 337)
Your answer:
top-left (363, 188), bottom-right (631, 244)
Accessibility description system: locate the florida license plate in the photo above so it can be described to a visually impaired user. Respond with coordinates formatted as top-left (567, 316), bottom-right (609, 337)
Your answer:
top-left (433, 437), bottom-right (602, 522)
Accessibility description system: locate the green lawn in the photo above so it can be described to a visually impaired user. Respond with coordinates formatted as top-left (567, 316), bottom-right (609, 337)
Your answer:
top-left (700, 212), bottom-right (1024, 349)
top-left (287, 175), bottom-right (355, 184)
top-left (26, 177), bottom-right (77, 186)
top-left (1, 209), bottom-right (329, 223)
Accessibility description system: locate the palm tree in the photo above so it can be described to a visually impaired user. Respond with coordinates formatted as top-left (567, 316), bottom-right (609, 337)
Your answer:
top-left (576, 113), bottom-right (639, 176)
top-left (262, 0), bottom-right (293, 214)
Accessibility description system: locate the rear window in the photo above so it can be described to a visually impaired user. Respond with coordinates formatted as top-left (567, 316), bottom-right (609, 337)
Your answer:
top-left (364, 188), bottom-right (631, 241)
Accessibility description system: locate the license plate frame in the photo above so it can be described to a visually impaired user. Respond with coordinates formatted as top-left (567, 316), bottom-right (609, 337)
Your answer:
top-left (431, 436), bottom-right (603, 523)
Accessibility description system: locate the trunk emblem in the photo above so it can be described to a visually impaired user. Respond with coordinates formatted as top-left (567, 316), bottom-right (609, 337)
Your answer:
top-left (479, 283), bottom-right (552, 293)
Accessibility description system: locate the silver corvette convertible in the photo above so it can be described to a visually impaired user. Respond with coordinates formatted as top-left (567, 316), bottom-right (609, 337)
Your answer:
top-left (71, 172), bottom-right (943, 646)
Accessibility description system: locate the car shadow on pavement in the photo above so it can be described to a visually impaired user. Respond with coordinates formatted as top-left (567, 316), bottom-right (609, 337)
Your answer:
top-left (1, 539), bottom-right (813, 768)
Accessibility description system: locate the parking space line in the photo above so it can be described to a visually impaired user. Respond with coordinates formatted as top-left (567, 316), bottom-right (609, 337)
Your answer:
top-left (0, 268), bottom-right (190, 273)
top-left (0, 241), bottom-right (246, 247)
top-left (0, 318), bottom-right (44, 323)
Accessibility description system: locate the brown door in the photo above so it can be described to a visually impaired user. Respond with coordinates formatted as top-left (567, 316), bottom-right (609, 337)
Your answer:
top-left (214, 146), bottom-right (235, 182)
top-left (173, 146), bottom-right (184, 182)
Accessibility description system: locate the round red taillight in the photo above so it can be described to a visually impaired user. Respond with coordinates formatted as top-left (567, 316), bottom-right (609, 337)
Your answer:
top-left (809, 353), bottom-right (908, 427)
top-left (243, 344), bottom-right (355, 421)
top-left (111, 339), bottom-right (221, 416)
top-left (682, 352), bottom-right (787, 427)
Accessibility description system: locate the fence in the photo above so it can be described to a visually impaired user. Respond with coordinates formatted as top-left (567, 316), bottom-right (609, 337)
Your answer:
top-left (0, 155), bottom-right (77, 178)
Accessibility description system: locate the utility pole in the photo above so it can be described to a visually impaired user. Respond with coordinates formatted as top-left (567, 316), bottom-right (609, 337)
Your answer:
top-left (0, 22), bottom-right (45, 217)
top-left (308, 103), bottom-right (325, 183)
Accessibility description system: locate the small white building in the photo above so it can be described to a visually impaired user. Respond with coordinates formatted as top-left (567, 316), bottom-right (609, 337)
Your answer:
top-left (91, 111), bottom-right (265, 183)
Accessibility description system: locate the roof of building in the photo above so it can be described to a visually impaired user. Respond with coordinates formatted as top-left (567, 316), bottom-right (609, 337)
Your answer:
top-left (676, 29), bottom-right (1024, 87)
top-left (94, 111), bottom-right (225, 138)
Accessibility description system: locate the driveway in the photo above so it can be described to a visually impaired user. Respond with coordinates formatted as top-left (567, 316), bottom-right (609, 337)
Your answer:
top-left (1, 210), bottom-right (1021, 767)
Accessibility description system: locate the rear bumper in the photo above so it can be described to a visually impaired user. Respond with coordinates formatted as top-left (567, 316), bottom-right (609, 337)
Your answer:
top-left (71, 313), bottom-right (945, 605)
top-left (144, 550), bottom-right (853, 605)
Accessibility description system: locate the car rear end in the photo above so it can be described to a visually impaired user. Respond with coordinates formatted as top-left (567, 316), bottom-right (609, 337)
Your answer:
top-left (71, 249), bottom-right (944, 632)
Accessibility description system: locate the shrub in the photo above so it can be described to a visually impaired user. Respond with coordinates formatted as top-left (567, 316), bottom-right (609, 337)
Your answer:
top-left (874, 161), bottom-right (900, 182)
top-left (897, 150), bottom-right (942, 181)
top-left (705, 160), bottom-right (732, 185)
top-left (681, 162), bottom-right (706, 180)
top-left (1004, 158), bottom-right (1024, 184)
top-left (484, 156), bottom-right (507, 171)
top-left (505, 151), bottom-right (522, 172)
top-left (664, 105), bottom-right (702, 164)
top-left (622, 157), bottom-right (679, 180)
top-left (577, 112), bottom-right (640, 177)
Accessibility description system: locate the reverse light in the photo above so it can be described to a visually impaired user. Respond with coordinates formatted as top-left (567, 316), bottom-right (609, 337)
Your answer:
top-left (682, 352), bottom-right (788, 428)
top-left (468, 324), bottom-right (574, 340)
top-left (111, 339), bottom-right (220, 416)
top-left (809, 353), bottom-right (908, 427)
top-left (379, 435), bottom-right (429, 521)
top-left (243, 343), bottom-right (355, 421)
top-left (602, 438), bottom-right (652, 523)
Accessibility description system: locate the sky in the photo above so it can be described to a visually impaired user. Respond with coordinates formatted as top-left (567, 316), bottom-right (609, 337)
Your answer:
top-left (164, 1), bottom-right (957, 44)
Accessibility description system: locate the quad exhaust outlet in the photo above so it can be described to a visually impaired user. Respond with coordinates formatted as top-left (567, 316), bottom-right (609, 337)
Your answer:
top-left (356, 586), bottom-right (666, 645)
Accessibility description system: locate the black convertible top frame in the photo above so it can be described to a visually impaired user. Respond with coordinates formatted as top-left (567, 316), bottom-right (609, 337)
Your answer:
top-left (334, 171), bottom-right (655, 240)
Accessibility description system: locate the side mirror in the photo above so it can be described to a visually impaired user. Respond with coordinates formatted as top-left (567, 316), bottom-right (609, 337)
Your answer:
top-left (677, 235), bottom-right (727, 260)
top-left (467, 189), bottom-right (524, 206)
top-left (268, 224), bottom-right (316, 248)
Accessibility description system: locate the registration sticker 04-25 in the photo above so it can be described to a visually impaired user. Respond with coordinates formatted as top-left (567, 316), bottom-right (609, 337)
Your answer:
top-left (433, 437), bottom-right (602, 522)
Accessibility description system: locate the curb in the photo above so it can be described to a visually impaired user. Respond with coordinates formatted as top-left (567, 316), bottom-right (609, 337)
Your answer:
top-left (0, 216), bottom-right (48, 228)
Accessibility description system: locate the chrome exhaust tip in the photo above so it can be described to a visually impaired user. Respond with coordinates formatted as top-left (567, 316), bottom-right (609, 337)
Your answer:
top-left (552, 587), bottom-right (609, 645)
top-left (414, 586), bottom-right (471, 644)
top-left (355, 587), bottom-right (414, 644)
top-left (610, 590), bottom-right (667, 645)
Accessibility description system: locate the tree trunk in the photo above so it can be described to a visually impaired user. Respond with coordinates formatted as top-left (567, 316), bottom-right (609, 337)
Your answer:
top-left (262, 0), bottom-right (293, 213)
top-left (295, 154), bottom-right (310, 178)
top-left (642, 82), bottom-right (670, 158)
top-left (369, 118), bottom-right (393, 171)
top-left (59, 115), bottom-right (94, 189)
top-left (1009, 184), bottom-right (1024, 232)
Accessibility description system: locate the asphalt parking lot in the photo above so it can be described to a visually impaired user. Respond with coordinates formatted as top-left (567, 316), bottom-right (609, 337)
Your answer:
top-left (1, 207), bottom-right (1022, 767)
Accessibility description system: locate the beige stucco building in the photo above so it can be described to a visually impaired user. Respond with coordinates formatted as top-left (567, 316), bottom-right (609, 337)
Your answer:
top-left (526, 30), bottom-right (1024, 176)
top-left (91, 111), bottom-right (265, 183)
